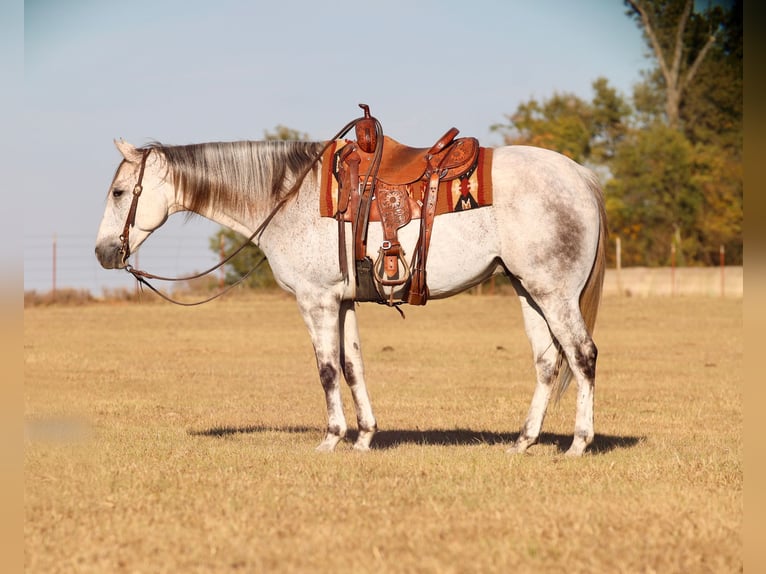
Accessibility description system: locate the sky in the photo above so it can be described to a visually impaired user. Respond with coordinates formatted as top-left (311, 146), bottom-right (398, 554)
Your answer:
top-left (20, 0), bottom-right (651, 295)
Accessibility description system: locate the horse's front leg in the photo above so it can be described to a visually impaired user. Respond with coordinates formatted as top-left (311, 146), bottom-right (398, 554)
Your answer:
top-left (339, 300), bottom-right (377, 451)
top-left (297, 295), bottom-right (347, 452)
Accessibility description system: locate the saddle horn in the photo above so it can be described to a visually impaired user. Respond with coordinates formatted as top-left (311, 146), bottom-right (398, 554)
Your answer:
top-left (356, 103), bottom-right (378, 154)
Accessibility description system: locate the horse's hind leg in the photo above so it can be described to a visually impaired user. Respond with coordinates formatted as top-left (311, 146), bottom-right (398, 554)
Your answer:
top-left (339, 300), bottom-right (377, 451)
top-left (297, 295), bottom-right (348, 452)
top-left (562, 333), bottom-right (597, 457)
top-left (507, 288), bottom-right (560, 454)
top-left (534, 296), bottom-right (598, 457)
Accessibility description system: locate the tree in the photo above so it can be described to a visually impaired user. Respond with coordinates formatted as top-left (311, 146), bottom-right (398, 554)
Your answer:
top-left (491, 77), bottom-right (631, 168)
top-left (624, 0), bottom-right (724, 130)
top-left (608, 125), bottom-right (742, 266)
top-left (209, 227), bottom-right (277, 289)
top-left (263, 125), bottom-right (311, 142)
top-left (677, 0), bottom-right (742, 150)
top-left (690, 141), bottom-right (743, 264)
top-left (589, 77), bottom-right (633, 164)
top-left (494, 1), bottom-right (743, 266)
top-left (493, 93), bottom-right (592, 163)
top-left (607, 123), bottom-right (700, 266)
top-left (622, 0), bottom-right (742, 265)
top-left (208, 125), bottom-right (311, 288)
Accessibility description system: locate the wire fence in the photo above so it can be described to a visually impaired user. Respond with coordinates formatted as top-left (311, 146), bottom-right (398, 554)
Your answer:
top-left (25, 232), bottom-right (221, 296)
top-left (25, 232), bottom-right (742, 299)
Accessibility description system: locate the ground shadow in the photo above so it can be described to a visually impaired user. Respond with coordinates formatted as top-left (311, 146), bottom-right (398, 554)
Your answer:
top-left (190, 424), bottom-right (642, 454)
top-left (364, 428), bottom-right (642, 454)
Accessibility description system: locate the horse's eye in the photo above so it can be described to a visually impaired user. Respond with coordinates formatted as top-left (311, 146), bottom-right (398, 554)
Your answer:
top-left (112, 188), bottom-right (125, 198)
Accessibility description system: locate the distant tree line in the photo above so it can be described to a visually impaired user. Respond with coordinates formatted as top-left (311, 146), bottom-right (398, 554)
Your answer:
top-left (211, 0), bottom-right (742, 287)
top-left (492, 0), bottom-right (742, 267)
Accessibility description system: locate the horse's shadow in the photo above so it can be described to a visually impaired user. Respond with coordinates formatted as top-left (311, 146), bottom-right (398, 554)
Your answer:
top-left (364, 428), bottom-right (642, 454)
top-left (190, 425), bottom-right (642, 454)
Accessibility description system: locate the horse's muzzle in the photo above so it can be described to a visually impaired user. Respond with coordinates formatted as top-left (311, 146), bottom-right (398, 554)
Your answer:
top-left (94, 242), bottom-right (126, 269)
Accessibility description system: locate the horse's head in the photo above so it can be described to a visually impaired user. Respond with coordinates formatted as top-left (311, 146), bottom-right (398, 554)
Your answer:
top-left (95, 140), bottom-right (172, 269)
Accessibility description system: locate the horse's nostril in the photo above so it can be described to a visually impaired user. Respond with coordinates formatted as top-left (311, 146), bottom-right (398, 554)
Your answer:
top-left (94, 243), bottom-right (122, 269)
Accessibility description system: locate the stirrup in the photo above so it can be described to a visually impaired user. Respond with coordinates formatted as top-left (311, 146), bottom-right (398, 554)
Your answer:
top-left (373, 248), bottom-right (411, 287)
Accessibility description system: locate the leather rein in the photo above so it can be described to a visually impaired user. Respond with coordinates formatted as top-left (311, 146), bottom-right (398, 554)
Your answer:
top-left (119, 114), bottom-right (373, 306)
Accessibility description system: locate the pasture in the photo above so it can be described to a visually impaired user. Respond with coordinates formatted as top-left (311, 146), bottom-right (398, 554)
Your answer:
top-left (24, 293), bottom-right (742, 572)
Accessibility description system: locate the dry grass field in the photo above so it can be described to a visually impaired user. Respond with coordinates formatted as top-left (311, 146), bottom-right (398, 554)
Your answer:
top-left (24, 292), bottom-right (742, 573)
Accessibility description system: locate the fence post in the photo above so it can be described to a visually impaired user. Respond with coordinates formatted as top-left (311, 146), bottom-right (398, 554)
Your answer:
top-left (720, 245), bottom-right (725, 297)
top-left (615, 236), bottom-right (623, 296)
top-left (670, 243), bottom-right (676, 296)
top-left (52, 234), bottom-right (57, 302)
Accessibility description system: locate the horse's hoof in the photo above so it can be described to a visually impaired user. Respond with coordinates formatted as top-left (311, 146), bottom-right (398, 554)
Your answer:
top-left (315, 434), bottom-right (342, 452)
top-left (564, 437), bottom-right (591, 457)
top-left (353, 429), bottom-right (375, 452)
top-left (507, 436), bottom-right (535, 455)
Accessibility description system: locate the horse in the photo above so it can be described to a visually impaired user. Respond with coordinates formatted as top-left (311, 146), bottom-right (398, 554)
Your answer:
top-left (95, 134), bottom-right (607, 456)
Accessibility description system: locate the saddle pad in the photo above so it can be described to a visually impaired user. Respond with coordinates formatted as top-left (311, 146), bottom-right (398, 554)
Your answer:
top-left (318, 140), bottom-right (493, 219)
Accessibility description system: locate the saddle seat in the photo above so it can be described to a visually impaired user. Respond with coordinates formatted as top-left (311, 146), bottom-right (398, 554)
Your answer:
top-left (357, 130), bottom-right (478, 185)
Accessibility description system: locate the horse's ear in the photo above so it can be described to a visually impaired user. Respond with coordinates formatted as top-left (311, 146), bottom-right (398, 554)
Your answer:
top-left (114, 139), bottom-right (144, 163)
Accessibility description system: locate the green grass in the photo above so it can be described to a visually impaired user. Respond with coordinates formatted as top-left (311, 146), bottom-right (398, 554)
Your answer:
top-left (25, 293), bottom-right (742, 572)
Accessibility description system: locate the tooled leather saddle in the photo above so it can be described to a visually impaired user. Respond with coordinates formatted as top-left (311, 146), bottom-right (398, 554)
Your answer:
top-left (332, 104), bottom-right (480, 306)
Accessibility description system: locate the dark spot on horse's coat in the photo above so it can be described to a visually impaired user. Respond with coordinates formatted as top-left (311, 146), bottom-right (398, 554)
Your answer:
top-left (545, 198), bottom-right (586, 273)
top-left (327, 424), bottom-right (343, 437)
top-left (574, 428), bottom-right (591, 440)
top-left (382, 345), bottom-right (394, 352)
top-left (353, 342), bottom-right (359, 350)
top-left (535, 356), bottom-right (556, 384)
top-left (319, 363), bottom-right (337, 391)
top-left (344, 361), bottom-right (357, 386)
top-left (575, 342), bottom-right (597, 382)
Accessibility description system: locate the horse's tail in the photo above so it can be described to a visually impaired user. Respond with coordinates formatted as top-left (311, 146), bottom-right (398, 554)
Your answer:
top-left (553, 168), bottom-right (608, 401)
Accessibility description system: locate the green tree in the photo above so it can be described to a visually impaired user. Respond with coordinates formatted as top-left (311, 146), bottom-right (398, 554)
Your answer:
top-left (263, 125), bottom-right (311, 142)
top-left (690, 142), bottom-right (743, 264)
top-left (622, 0), bottom-right (742, 265)
top-left (209, 125), bottom-right (311, 288)
top-left (589, 77), bottom-right (633, 164)
top-left (607, 123), bottom-right (700, 266)
top-left (608, 127), bottom-right (742, 266)
top-left (209, 228), bottom-right (277, 289)
top-left (491, 77), bottom-right (631, 167)
top-left (494, 92), bottom-right (592, 163)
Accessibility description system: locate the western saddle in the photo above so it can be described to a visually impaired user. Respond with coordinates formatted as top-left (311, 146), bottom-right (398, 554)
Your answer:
top-left (333, 104), bottom-right (480, 306)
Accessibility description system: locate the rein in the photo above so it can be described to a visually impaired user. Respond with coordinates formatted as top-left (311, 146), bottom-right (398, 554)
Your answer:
top-left (120, 112), bottom-right (371, 306)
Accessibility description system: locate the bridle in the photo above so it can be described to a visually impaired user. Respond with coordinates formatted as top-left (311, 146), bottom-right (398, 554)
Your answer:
top-left (119, 148), bottom-right (150, 265)
top-left (115, 111), bottom-right (370, 306)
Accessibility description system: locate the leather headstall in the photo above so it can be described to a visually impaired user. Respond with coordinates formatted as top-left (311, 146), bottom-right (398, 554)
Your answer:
top-left (119, 148), bottom-right (151, 265)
